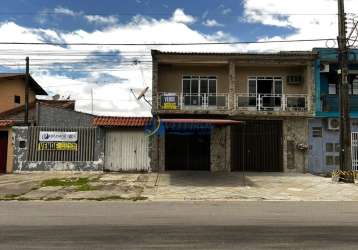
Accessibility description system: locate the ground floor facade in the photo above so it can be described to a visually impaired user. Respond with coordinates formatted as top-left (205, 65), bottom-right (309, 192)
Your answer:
top-left (308, 118), bottom-right (358, 173)
top-left (151, 117), bottom-right (309, 173)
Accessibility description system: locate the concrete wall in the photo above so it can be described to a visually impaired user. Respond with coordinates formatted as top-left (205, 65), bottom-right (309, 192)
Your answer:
top-left (283, 118), bottom-right (309, 172)
top-left (308, 118), bottom-right (358, 173)
top-left (236, 66), bottom-right (308, 94)
top-left (210, 126), bottom-right (231, 172)
top-left (158, 64), bottom-right (229, 93)
top-left (37, 104), bottom-right (93, 127)
top-left (0, 78), bottom-right (36, 113)
top-left (12, 126), bottom-right (104, 171)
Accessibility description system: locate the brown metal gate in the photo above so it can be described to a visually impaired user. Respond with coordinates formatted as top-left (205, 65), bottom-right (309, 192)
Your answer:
top-left (231, 120), bottom-right (283, 172)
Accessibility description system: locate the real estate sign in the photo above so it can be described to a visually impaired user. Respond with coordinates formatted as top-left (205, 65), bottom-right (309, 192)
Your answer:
top-left (39, 131), bottom-right (78, 142)
top-left (38, 131), bottom-right (78, 151)
top-left (161, 93), bottom-right (178, 110)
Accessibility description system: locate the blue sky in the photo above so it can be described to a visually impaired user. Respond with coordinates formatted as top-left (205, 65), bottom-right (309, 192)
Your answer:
top-left (0, 0), bottom-right (355, 115)
top-left (1, 0), bottom-right (293, 40)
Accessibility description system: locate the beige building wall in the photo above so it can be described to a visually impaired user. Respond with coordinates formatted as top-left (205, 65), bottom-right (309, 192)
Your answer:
top-left (0, 128), bottom-right (13, 173)
top-left (0, 78), bottom-right (36, 113)
top-left (235, 66), bottom-right (307, 94)
top-left (157, 64), bottom-right (229, 93)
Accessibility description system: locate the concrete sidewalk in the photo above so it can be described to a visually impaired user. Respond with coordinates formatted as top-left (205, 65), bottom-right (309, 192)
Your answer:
top-left (148, 172), bottom-right (358, 201)
top-left (1, 171), bottom-right (358, 201)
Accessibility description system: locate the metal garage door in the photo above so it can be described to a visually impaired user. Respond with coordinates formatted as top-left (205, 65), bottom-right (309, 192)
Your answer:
top-left (105, 129), bottom-right (150, 171)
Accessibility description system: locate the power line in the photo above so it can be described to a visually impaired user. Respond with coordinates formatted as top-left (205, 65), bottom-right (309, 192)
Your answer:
top-left (0, 38), bottom-right (336, 46)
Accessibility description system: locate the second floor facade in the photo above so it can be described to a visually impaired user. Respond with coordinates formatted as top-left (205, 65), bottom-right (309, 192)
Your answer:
top-left (314, 48), bottom-right (358, 118)
top-left (152, 50), bottom-right (317, 117)
top-left (0, 73), bottom-right (47, 114)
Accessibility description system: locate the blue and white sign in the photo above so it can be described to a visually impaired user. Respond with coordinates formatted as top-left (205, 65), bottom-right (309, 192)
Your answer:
top-left (39, 131), bottom-right (78, 142)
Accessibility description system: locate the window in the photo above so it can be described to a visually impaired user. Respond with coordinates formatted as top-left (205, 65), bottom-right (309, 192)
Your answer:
top-left (14, 95), bottom-right (20, 104)
top-left (182, 76), bottom-right (217, 106)
top-left (335, 143), bottom-right (340, 152)
top-left (312, 127), bottom-right (322, 137)
top-left (335, 156), bottom-right (340, 165)
top-left (326, 155), bottom-right (334, 165)
top-left (326, 143), bottom-right (334, 152)
top-left (328, 84), bottom-right (337, 95)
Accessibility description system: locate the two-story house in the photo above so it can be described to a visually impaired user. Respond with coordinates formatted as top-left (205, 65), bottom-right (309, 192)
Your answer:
top-left (151, 50), bottom-right (317, 173)
top-left (0, 73), bottom-right (47, 174)
top-left (309, 48), bottom-right (358, 173)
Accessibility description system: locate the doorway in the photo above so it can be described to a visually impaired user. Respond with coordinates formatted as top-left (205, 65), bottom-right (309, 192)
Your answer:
top-left (0, 131), bottom-right (8, 174)
top-left (231, 120), bottom-right (283, 172)
top-left (165, 131), bottom-right (210, 171)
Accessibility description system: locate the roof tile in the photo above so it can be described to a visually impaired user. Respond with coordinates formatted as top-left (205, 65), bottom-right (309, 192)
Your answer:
top-left (0, 120), bottom-right (15, 128)
top-left (92, 117), bottom-right (151, 127)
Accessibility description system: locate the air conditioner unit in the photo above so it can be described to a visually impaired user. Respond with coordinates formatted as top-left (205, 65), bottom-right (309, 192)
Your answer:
top-left (320, 63), bottom-right (330, 73)
top-left (327, 118), bottom-right (340, 130)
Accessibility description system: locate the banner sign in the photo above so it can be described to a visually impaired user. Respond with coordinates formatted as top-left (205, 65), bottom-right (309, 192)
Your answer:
top-left (38, 142), bottom-right (78, 151)
top-left (160, 93), bottom-right (178, 110)
top-left (39, 131), bottom-right (78, 142)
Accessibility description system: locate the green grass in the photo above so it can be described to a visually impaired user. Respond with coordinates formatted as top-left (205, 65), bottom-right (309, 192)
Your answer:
top-left (41, 177), bottom-right (98, 191)
top-left (41, 177), bottom-right (90, 187)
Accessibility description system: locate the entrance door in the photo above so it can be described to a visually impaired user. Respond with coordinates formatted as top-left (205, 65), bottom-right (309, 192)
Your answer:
top-left (231, 120), bottom-right (283, 172)
top-left (0, 131), bottom-right (8, 174)
top-left (165, 132), bottom-right (210, 171)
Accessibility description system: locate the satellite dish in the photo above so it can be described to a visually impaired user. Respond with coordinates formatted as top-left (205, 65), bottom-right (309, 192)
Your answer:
top-left (52, 94), bottom-right (60, 100)
top-left (137, 86), bottom-right (149, 100)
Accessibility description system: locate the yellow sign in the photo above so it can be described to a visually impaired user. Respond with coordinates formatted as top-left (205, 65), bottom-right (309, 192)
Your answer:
top-left (163, 102), bottom-right (177, 110)
top-left (38, 142), bottom-right (78, 151)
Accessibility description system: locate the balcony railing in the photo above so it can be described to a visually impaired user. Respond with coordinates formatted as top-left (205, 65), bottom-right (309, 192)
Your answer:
top-left (157, 92), bottom-right (228, 110)
top-left (236, 94), bottom-right (308, 112)
top-left (322, 95), bottom-right (358, 112)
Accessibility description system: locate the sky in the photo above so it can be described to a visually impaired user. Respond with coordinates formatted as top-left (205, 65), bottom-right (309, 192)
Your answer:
top-left (0, 0), bottom-right (357, 116)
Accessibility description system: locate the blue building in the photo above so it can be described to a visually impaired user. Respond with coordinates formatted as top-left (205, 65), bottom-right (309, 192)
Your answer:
top-left (309, 48), bottom-right (358, 173)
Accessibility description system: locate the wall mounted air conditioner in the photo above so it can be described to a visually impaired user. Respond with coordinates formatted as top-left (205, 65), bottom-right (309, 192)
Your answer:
top-left (327, 118), bottom-right (340, 130)
top-left (320, 63), bottom-right (330, 73)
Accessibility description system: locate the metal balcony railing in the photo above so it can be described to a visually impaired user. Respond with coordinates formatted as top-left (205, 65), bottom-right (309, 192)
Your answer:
top-left (157, 92), bottom-right (228, 110)
top-left (236, 94), bottom-right (308, 112)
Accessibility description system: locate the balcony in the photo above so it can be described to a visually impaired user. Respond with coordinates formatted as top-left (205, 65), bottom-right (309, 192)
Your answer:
top-left (322, 95), bottom-right (358, 112)
top-left (157, 92), bottom-right (229, 111)
top-left (236, 94), bottom-right (308, 112)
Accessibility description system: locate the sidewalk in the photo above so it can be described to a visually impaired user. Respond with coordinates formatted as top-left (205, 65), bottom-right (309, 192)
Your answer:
top-left (1, 171), bottom-right (358, 201)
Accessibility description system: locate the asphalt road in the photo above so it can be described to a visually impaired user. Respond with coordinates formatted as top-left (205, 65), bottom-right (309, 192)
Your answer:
top-left (1, 201), bottom-right (358, 249)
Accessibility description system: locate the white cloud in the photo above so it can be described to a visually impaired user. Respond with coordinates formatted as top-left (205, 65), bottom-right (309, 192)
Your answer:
top-left (203, 19), bottom-right (224, 27)
top-left (84, 15), bottom-right (119, 25)
top-left (171, 9), bottom-right (196, 24)
top-left (222, 8), bottom-right (232, 15)
top-left (53, 6), bottom-right (80, 16)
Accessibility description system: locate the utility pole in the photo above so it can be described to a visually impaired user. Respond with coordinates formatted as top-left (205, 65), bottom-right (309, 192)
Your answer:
top-left (337, 0), bottom-right (353, 175)
top-left (24, 57), bottom-right (29, 125)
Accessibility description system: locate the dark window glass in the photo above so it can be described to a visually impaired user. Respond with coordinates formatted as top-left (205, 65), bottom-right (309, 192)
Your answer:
top-left (335, 156), bottom-right (340, 165)
top-left (183, 79), bottom-right (191, 93)
top-left (208, 79), bottom-right (216, 94)
top-left (326, 155), bottom-right (334, 165)
top-left (191, 79), bottom-right (199, 94)
top-left (326, 143), bottom-right (334, 152)
top-left (200, 79), bottom-right (208, 94)
top-left (14, 95), bottom-right (20, 104)
top-left (335, 143), bottom-right (340, 152)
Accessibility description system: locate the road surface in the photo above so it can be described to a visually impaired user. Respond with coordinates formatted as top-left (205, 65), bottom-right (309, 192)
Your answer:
top-left (1, 201), bottom-right (358, 249)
